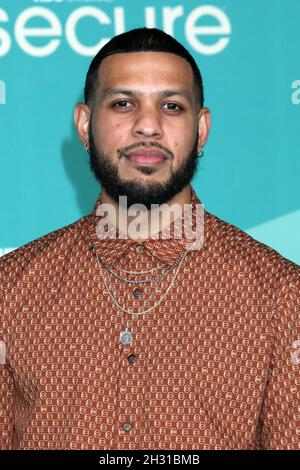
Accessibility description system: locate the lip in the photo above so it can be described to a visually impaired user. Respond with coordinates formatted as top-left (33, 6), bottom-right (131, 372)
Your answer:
top-left (123, 149), bottom-right (168, 165)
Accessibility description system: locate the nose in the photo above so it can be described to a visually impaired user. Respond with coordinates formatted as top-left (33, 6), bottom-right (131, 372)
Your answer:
top-left (131, 104), bottom-right (164, 139)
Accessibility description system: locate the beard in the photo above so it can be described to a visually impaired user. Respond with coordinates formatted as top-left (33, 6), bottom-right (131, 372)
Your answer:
top-left (88, 126), bottom-right (201, 209)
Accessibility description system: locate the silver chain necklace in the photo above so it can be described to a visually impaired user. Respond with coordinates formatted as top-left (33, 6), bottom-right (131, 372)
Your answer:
top-left (91, 242), bottom-right (189, 345)
top-left (94, 248), bottom-right (187, 285)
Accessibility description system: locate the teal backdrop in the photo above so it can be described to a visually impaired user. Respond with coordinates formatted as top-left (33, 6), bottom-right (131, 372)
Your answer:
top-left (0, 0), bottom-right (299, 263)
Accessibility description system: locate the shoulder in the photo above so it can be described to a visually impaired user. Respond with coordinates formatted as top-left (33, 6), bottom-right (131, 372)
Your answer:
top-left (204, 210), bottom-right (300, 288)
top-left (0, 215), bottom-right (90, 295)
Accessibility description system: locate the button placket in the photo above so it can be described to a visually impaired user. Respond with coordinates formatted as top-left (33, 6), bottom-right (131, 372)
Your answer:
top-left (127, 354), bottom-right (137, 365)
top-left (123, 422), bottom-right (132, 432)
top-left (133, 287), bottom-right (143, 298)
top-left (118, 243), bottom-right (145, 440)
top-left (135, 244), bottom-right (144, 254)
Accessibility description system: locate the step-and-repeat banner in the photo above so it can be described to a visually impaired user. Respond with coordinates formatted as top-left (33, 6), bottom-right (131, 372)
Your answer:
top-left (0, 0), bottom-right (299, 263)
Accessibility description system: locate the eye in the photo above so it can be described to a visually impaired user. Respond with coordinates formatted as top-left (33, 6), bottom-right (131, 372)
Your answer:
top-left (112, 100), bottom-right (134, 110)
top-left (162, 102), bottom-right (184, 113)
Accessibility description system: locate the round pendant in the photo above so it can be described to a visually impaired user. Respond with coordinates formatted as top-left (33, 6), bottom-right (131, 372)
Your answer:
top-left (120, 330), bottom-right (133, 345)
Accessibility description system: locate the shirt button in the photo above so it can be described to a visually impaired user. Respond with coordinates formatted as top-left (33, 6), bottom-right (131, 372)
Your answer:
top-left (133, 288), bottom-right (143, 298)
top-left (127, 354), bottom-right (137, 364)
top-left (123, 422), bottom-right (132, 432)
top-left (135, 244), bottom-right (144, 254)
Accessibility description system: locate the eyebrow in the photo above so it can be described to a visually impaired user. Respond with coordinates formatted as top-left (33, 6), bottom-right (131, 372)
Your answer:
top-left (101, 87), bottom-right (193, 104)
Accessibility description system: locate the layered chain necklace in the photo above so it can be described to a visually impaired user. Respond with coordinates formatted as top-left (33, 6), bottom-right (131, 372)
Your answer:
top-left (90, 242), bottom-right (189, 345)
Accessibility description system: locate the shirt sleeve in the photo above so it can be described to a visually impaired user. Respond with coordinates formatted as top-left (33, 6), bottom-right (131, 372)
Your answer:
top-left (0, 258), bottom-right (14, 449)
top-left (260, 270), bottom-right (300, 449)
top-left (0, 362), bottom-right (14, 449)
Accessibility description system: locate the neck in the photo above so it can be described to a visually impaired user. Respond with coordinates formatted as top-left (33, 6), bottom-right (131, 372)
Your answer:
top-left (100, 185), bottom-right (192, 241)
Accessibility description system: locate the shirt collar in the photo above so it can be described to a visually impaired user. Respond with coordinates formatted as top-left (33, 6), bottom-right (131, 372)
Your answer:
top-left (87, 186), bottom-right (211, 267)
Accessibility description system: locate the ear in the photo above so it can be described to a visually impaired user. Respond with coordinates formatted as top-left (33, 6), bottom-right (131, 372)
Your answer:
top-left (73, 103), bottom-right (91, 149)
top-left (197, 107), bottom-right (211, 152)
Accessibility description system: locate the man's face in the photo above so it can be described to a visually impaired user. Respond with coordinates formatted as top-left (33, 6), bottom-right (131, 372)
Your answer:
top-left (78, 51), bottom-right (210, 207)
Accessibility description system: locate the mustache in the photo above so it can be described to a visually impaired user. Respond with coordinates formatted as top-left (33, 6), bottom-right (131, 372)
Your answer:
top-left (117, 141), bottom-right (174, 159)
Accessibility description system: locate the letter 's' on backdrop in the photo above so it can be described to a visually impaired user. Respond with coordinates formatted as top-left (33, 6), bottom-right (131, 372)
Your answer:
top-left (0, 0), bottom-right (299, 263)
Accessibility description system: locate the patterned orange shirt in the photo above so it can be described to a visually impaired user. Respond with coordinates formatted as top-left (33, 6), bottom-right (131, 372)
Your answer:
top-left (0, 187), bottom-right (299, 450)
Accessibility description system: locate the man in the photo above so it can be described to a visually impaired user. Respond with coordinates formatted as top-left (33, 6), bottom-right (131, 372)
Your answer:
top-left (0, 28), bottom-right (299, 450)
